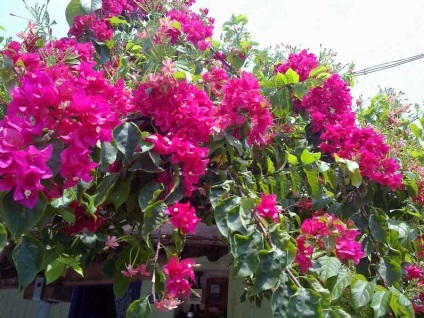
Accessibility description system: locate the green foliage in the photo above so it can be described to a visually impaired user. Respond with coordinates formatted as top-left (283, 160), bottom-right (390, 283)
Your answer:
top-left (0, 223), bottom-right (6, 253)
top-left (126, 297), bottom-right (152, 318)
top-left (12, 236), bottom-right (45, 289)
top-left (0, 2), bottom-right (422, 317)
top-left (1, 191), bottom-right (47, 238)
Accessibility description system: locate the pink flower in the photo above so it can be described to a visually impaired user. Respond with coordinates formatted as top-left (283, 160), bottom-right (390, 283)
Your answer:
top-left (335, 238), bottom-right (365, 265)
top-left (405, 264), bottom-right (424, 280)
top-left (216, 72), bottom-right (273, 145)
top-left (255, 193), bottom-right (281, 222)
top-left (103, 235), bottom-right (119, 250)
top-left (297, 214), bottom-right (365, 265)
top-left (165, 9), bottom-right (214, 48)
top-left (121, 264), bottom-right (138, 277)
top-left (163, 257), bottom-right (195, 281)
top-left (155, 296), bottom-right (182, 311)
top-left (133, 76), bottom-right (215, 144)
top-left (166, 277), bottom-right (193, 298)
top-left (147, 135), bottom-right (209, 197)
top-left (274, 49), bottom-right (319, 81)
top-left (161, 58), bottom-right (177, 77)
top-left (61, 202), bottom-right (106, 236)
top-left (295, 236), bottom-right (313, 273)
top-left (136, 264), bottom-right (151, 277)
top-left (163, 257), bottom-right (195, 298)
top-left (90, 19), bottom-right (113, 42)
top-left (165, 202), bottom-right (200, 234)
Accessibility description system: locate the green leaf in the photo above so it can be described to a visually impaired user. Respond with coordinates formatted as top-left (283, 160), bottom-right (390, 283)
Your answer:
top-left (351, 279), bottom-right (375, 309)
top-left (387, 219), bottom-right (418, 246)
top-left (286, 288), bottom-right (324, 318)
top-left (266, 156), bottom-right (276, 174)
top-left (313, 256), bottom-right (341, 284)
top-left (45, 259), bottom-right (66, 284)
top-left (227, 207), bottom-right (247, 234)
top-left (79, 0), bottom-right (102, 14)
top-left (287, 153), bottom-right (299, 165)
top-left (113, 275), bottom-right (131, 298)
top-left (290, 169), bottom-right (301, 195)
top-left (388, 286), bottom-right (414, 317)
top-left (65, 0), bottom-right (85, 27)
top-left (50, 188), bottom-right (75, 208)
top-left (251, 249), bottom-right (284, 295)
top-left (57, 207), bottom-right (76, 224)
top-left (274, 73), bottom-right (288, 87)
top-left (309, 65), bottom-right (330, 78)
top-left (345, 159), bottom-right (362, 187)
top-left (0, 223), bottom-right (7, 253)
top-left (371, 290), bottom-right (392, 318)
top-left (293, 83), bottom-right (308, 100)
top-left (141, 201), bottom-right (167, 241)
top-left (12, 236), bottom-right (45, 289)
top-left (127, 297), bottom-right (152, 318)
top-left (285, 68), bottom-right (300, 84)
top-left (92, 173), bottom-right (119, 206)
top-left (301, 149), bottom-right (321, 165)
top-left (100, 142), bottom-right (118, 171)
top-left (327, 271), bottom-right (352, 301)
top-left (111, 175), bottom-right (133, 209)
top-left (269, 228), bottom-right (297, 269)
top-left (231, 232), bottom-right (261, 277)
top-left (410, 123), bottom-right (422, 139)
top-left (378, 257), bottom-right (401, 286)
top-left (129, 151), bottom-right (164, 173)
top-left (138, 182), bottom-right (164, 211)
top-left (369, 214), bottom-right (389, 243)
top-left (279, 174), bottom-right (290, 199)
top-left (1, 191), bottom-right (47, 238)
top-left (272, 274), bottom-right (297, 317)
top-left (323, 169), bottom-right (338, 190)
top-left (106, 16), bottom-right (130, 27)
top-left (213, 196), bottom-right (242, 238)
top-left (304, 276), bottom-right (331, 308)
top-left (113, 122), bottom-right (143, 162)
top-left (324, 308), bottom-right (352, 318)
top-left (304, 167), bottom-right (322, 198)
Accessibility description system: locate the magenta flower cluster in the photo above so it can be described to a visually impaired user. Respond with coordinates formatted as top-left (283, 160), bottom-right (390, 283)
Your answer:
top-left (133, 75), bottom-right (215, 144)
top-left (274, 49), bottom-right (319, 81)
top-left (148, 134), bottom-right (209, 197)
top-left (165, 8), bottom-right (214, 49)
top-left (0, 39), bottom-right (129, 207)
top-left (163, 257), bottom-right (196, 298)
top-left (295, 214), bottom-right (365, 273)
top-left (216, 72), bottom-right (274, 145)
top-left (165, 201), bottom-right (200, 234)
top-left (276, 50), bottom-right (402, 188)
top-left (255, 193), bottom-right (281, 222)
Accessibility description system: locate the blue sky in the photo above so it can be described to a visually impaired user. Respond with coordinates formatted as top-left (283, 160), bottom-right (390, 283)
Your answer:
top-left (1, 0), bottom-right (424, 104)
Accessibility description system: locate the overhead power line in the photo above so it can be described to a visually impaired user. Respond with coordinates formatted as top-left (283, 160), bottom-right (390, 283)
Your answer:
top-left (353, 53), bottom-right (424, 76)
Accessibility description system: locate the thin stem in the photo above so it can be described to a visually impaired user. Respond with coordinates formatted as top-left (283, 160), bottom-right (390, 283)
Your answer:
top-left (210, 48), bottom-right (240, 78)
top-left (251, 211), bottom-right (272, 247)
top-left (151, 228), bottom-right (162, 302)
top-left (285, 267), bottom-right (301, 288)
top-left (251, 210), bottom-right (301, 288)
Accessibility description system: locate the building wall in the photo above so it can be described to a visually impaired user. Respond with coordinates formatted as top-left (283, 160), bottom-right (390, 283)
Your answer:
top-left (227, 278), bottom-right (273, 318)
top-left (0, 254), bottom-right (273, 318)
top-left (0, 289), bottom-right (70, 318)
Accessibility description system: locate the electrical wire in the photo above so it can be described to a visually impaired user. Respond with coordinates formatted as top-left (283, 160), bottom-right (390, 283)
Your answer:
top-left (353, 53), bottom-right (424, 76)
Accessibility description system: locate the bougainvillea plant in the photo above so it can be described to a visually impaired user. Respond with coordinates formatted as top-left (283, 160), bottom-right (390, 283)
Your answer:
top-left (0, 0), bottom-right (424, 317)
